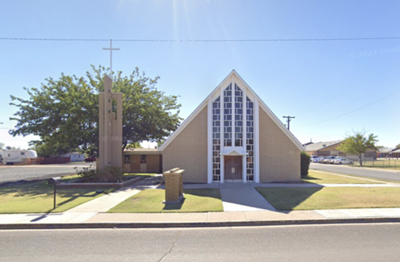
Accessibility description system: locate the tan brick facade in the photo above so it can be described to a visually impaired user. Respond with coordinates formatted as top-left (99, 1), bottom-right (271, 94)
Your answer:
top-left (259, 107), bottom-right (301, 182)
top-left (162, 106), bottom-right (208, 183)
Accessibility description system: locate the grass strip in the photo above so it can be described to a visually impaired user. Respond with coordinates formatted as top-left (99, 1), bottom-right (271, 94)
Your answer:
top-left (256, 187), bottom-right (400, 211)
top-left (302, 171), bottom-right (383, 184)
top-left (108, 188), bottom-right (223, 213)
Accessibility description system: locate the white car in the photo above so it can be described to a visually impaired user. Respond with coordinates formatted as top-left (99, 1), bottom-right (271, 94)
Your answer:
top-left (333, 158), bottom-right (353, 165)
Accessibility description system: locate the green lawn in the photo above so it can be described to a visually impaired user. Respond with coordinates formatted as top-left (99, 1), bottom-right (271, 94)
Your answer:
top-left (108, 188), bottom-right (223, 213)
top-left (0, 180), bottom-right (112, 213)
top-left (302, 170), bottom-right (383, 184)
top-left (256, 187), bottom-right (400, 210)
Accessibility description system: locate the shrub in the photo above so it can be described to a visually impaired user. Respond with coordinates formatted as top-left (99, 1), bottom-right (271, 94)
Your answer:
top-left (74, 165), bottom-right (96, 181)
top-left (300, 151), bottom-right (311, 177)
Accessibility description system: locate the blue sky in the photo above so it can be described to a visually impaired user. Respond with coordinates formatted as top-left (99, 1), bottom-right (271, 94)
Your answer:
top-left (0, 0), bottom-right (399, 149)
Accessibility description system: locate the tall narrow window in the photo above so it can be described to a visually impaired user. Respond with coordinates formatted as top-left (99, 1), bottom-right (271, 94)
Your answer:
top-left (246, 97), bottom-right (254, 181)
top-left (223, 84), bottom-right (232, 147)
top-left (234, 84), bottom-right (243, 146)
top-left (212, 97), bottom-right (221, 181)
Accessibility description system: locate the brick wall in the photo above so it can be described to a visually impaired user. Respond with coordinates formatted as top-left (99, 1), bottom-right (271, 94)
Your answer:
top-left (259, 107), bottom-right (301, 182)
top-left (162, 106), bottom-right (208, 183)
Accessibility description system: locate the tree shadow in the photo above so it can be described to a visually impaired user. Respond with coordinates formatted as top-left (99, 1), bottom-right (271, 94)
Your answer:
top-left (0, 180), bottom-right (109, 212)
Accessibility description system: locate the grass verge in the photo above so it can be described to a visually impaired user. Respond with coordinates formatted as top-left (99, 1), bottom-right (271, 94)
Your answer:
top-left (0, 180), bottom-right (113, 213)
top-left (108, 188), bottom-right (223, 213)
top-left (302, 170), bottom-right (383, 184)
top-left (61, 173), bottom-right (158, 182)
top-left (256, 187), bottom-right (400, 211)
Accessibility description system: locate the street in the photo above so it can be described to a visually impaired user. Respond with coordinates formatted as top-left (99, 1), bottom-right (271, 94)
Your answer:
top-left (311, 163), bottom-right (400, 182)
top-left (0, 162), bottom-right (94, 183)
top-left (1, 223), bottom-right (400, 261)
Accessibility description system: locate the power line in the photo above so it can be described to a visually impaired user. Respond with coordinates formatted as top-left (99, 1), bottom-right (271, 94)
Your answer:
top-left (1, 36), bottom-right (400, 42)
top-left (300, 88), bottom-right (400, 126)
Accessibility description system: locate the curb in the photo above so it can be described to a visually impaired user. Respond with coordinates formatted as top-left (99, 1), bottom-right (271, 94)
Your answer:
top-left (2, 217), bottom-right (400, 230)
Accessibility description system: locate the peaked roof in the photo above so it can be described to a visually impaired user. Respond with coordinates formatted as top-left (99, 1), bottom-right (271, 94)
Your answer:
top-left (159, 70), bottom-right (304, 151)
top-left (304, 140), bottom-right (342, 151)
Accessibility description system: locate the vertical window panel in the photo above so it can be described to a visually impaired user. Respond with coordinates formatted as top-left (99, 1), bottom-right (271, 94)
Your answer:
top-left (212, 96), bottom-right (221, 181)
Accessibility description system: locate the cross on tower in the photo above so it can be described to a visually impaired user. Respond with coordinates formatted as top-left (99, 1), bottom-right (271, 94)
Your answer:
top-left (102, 39), bottom-right (120, 77)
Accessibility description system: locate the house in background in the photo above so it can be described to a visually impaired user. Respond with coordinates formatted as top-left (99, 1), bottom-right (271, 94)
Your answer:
top-left (60, 152), bottom-right (85, 162)
top-left (123, 148), bottom-right (162, 173)
top-left (157, 70), bottom-right (304, 183)
top-left (377, 147), bottom-right (393, 158)
top-left (304, 140), bottom-right (343, 157)
top-left (391, 148), bottom-right (400, 158)
top-left (305, 140), bottom-right (377, 160)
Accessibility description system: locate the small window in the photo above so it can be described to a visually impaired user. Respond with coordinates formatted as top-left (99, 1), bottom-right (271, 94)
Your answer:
top-left (21, 152), bottom-right (25, 156)
top-left (140, 155), bottom-right (147, 164)
top-left (124, 155), bottom-right (130, 164)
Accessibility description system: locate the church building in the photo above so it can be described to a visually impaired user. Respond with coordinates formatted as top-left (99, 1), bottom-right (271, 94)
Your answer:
top-left (158, 70), bottom-right (304, 183)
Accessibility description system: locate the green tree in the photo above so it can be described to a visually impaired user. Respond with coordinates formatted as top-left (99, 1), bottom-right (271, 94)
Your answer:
top-left (337, 131), bottom-right (378, 166)
top-left (9, 65), bottom-right (181, 156)
top-left (125, 142), bottom-right (142, 150)
top-left (0, 142), bottom-right (4, 150)
top-left (396, 143), bottom-right (400, 149)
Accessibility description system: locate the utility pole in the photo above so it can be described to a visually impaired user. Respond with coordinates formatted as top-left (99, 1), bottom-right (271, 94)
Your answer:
top-left (282, 116), bottom-right (295, 130)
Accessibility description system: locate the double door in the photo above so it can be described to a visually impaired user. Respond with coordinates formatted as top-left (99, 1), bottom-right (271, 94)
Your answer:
top-left (224, 156), bottom-right (242, 181)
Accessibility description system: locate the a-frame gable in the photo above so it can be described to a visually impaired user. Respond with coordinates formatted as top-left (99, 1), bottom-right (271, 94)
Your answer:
top-left (159, 70), bottom-right (304, 152)
top-left (232, 71), bottom-right (305, 152)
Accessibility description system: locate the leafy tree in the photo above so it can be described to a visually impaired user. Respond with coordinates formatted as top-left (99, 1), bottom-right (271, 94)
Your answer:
top-left (9, 65), bottom-right (181, 156)
top-left (396, 143), bottom-right (400, 149)
top-left (337, 131), bottom-right (378, 166)
top-left (0, 142), bottom-right (4, 150)
top-left (125, 142), bottom-right (142, 150)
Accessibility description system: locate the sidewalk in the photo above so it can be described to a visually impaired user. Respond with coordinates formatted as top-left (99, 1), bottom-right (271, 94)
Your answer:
top-left (2, 176), bottom-right (400, 229)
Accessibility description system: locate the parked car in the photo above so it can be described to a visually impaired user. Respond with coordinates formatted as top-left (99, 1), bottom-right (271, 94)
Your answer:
top-left (333, 158), bottom-right (353, 165)
top-left (320, 156), bottom-right (337, 164)
top-left (84, 157), bottom-right (96, 162)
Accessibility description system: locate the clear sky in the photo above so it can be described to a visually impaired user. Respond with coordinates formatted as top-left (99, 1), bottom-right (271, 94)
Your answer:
top-left (0, 0), bottom-right (399, 149)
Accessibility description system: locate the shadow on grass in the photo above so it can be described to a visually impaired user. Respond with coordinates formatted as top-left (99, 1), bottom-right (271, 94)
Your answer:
top-left (301, 175), bottom-right (322, 184)
top-left (0, 180), bottom-right (110, 212)
top-left (255, 187), bottom-right (323, 211)
top-left (163, 198), bottom-right (186, 210)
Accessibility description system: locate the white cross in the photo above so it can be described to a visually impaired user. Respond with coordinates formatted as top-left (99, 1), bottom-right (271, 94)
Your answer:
top-left (102, 39), bottom-right (120, 77)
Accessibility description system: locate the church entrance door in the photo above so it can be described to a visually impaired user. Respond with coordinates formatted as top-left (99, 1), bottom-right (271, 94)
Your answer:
top-left (224, 156), bottom-right (242, 181)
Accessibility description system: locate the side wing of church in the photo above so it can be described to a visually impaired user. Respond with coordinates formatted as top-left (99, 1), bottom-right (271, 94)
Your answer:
top-left (159, 70), bottom-right (304, 183)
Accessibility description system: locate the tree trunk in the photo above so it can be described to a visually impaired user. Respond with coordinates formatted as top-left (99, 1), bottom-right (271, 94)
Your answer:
top-left (358, 154), bottom-right (363, 166)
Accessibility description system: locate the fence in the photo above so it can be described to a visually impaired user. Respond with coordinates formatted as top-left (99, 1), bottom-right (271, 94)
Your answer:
top-left (352, 159), bottom-right (400, 170)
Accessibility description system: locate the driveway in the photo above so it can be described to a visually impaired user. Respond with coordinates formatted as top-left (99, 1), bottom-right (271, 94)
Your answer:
top-left (0, 162), bottom-right (95, 183)
top-left (311, 163), bottom-right (400, 182)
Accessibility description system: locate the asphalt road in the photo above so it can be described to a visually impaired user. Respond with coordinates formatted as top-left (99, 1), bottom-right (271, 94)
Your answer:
top-left (1, 223), bottom-right (400, 261)
top-left (0, 162), bottom-right (94, 183)
top-left (311, 163), bottom-right (400, 182)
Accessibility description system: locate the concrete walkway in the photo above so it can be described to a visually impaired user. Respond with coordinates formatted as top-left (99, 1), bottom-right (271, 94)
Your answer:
top-left (219, 182), bottom-right (276, 212)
